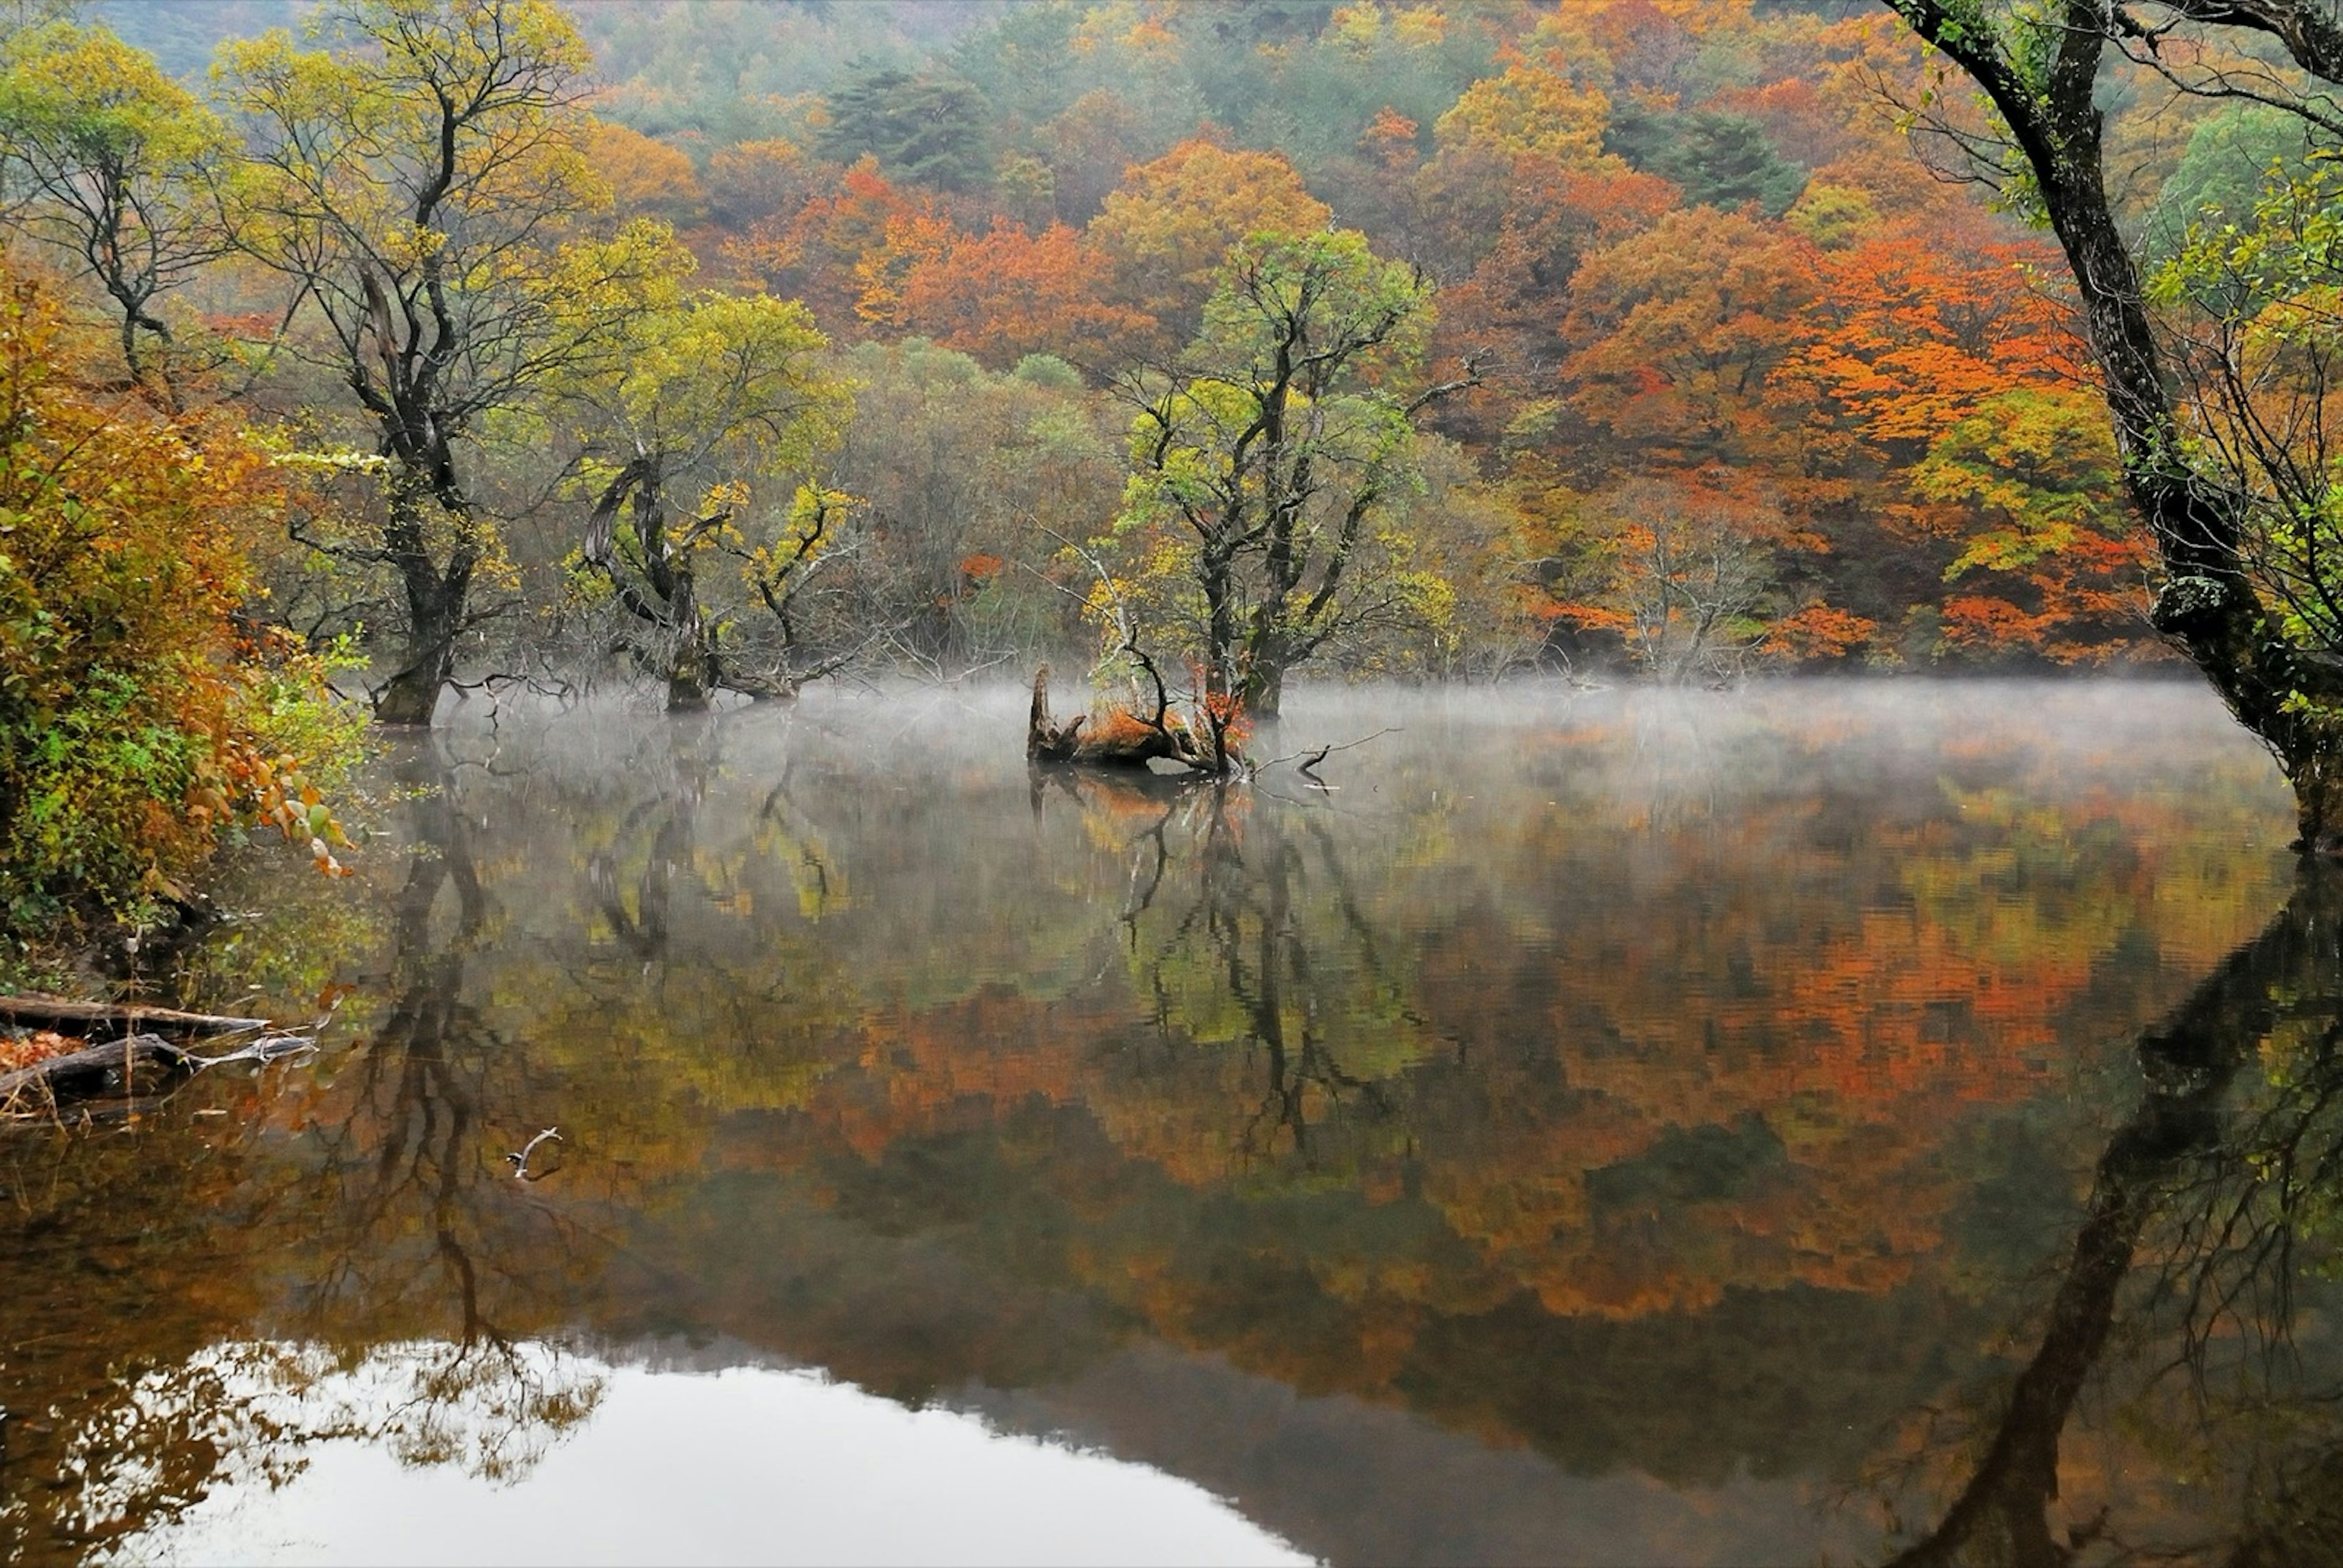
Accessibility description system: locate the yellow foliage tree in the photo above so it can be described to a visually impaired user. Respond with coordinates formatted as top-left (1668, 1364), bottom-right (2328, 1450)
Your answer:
top-left (218, 0), bottom-right (691, 725)
top-left (550, 292), bottom-right (851, 708)
top-left (581, 117), bottom-right (707, 229)
top-left (0, 20), bottom-right (238, 400)
top-left (1431, 62), bottom-right (1611, 165)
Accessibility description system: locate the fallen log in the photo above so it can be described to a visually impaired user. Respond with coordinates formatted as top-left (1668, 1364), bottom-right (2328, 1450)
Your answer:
top-left (0, 1034), bottom-right (196, 1110)
top-left (0, 994), bottom-right (270, 1040)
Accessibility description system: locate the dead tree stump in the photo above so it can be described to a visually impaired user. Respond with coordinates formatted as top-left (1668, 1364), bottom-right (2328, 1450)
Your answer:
top-left (1026, 666), bottom-right (1208, 769)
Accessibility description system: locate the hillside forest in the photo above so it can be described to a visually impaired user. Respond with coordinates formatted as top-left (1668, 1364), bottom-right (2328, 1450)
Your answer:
top-left (0, 0), bottom-right (2334, 934)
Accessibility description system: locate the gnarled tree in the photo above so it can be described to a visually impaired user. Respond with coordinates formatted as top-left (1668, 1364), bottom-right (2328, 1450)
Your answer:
top-left (552, 291), bottom-right (849, 710)
top-left (1104, 229), bottom-right (1473, 717)
top-left (218, 0), bottom-right (681, 725)
top-left (1879, 0), bottom-right (2343, 847)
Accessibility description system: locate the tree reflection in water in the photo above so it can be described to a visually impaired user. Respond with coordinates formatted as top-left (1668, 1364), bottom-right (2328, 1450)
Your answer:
top-left (0, 736), bottom-right (606, 1559)
top-left (288, 739), bottom-right (606, 1473)
top-left (1888, 865), bottom-right (2343, 1564)
top-left (1077, 772), bottom-right (1409, 1170)
top-left (4, 688), bottom-right (2336, 1564)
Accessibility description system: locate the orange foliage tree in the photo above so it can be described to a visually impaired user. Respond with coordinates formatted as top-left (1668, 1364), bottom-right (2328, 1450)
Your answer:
top-left (0, 266), bottom-right (359, 935)
top-left (725, 155), bottom-right (944, 334)
top-left (1085, 138), bottom-right (1335, 352)
top-left (897, 221), bottom-right (1147, 369)
top-left (581, 118), bottom-right (707, 229)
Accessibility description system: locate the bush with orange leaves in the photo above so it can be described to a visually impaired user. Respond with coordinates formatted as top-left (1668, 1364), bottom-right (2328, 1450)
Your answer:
top-left (0, 265), bottom-right (362, 940)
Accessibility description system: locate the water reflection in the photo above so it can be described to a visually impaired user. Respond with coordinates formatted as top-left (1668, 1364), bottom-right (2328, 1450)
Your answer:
top-left (1887, 863), bottom-right (2343, 1564)
top-left (123, 1347), bottom-right (1310, 1567)
top-left (1, 682), bottom-right (2333, 1564)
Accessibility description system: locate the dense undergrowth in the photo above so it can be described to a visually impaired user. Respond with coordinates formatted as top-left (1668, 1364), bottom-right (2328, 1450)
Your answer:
top-left (0, 265), bottom-right (361, 962)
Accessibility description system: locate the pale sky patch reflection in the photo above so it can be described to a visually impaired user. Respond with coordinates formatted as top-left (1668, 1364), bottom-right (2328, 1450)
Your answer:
top-left (119, 1345), bottom-right (1318, 1567)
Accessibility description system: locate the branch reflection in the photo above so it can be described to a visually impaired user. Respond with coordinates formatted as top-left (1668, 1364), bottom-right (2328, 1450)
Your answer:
top-left (1890, 864), bottom-right (2343, 1564)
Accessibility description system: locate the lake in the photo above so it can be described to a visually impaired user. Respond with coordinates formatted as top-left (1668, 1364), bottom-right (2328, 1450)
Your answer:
top-left (5, 679), bottom-right (2339, 1566)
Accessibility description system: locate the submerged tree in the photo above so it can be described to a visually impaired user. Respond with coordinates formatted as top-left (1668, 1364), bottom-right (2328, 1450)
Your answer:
top-left (1878, 0), bottom-right (2343, 847)
top-left (1542, 480), bottom-right (1789, 684)
top-left (1103, 229), bottom-right (1470, 717)
top-left (218, 0), bottom-right (682, 725)
top-left (553, 291), bottom-right (851, 710)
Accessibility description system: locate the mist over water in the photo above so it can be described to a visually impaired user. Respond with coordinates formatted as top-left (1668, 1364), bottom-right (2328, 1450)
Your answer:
top-left (5, 679), bottom-right (2334, 1566)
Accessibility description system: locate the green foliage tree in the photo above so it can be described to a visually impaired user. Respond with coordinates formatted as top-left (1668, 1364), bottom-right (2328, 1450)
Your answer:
top-left (2142, 104), bottom-right (2323, 265)
top-left (552, 291), bottom-right (851, 710)
top-left (217, 0), bottom-right (685, 725)
top-left (822, 338), bottom-right (1120, 672)
top-left (1604, 105), bottom-right (1807, 217)
top-left (1103, 229), bottom-right (1469, 716)
top-left (816, 63), bottom-right (992, 195)
top-left (1881, 0), bottom-right (2343, 847)
top-left (0, 19), bottom-right (238, 400)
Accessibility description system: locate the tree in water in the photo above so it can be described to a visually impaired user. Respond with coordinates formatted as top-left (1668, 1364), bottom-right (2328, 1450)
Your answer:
top-left (550, 291), bottom-right (851, 710)
top-left (1878, 0), bottom-right (2343, 849)
top-left (1103, 229), bottom-right (1473, 718)
top-left (218, 0), bottom-right (685, 725)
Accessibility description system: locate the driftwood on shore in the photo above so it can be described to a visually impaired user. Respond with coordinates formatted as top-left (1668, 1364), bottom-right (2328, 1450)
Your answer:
top-left (0, 1034), bottom-right (196, 1110)
top-left (0, 1030), bottom-right (321, 1117)
top-left (0, 992), bottom-right (319, 1117)
top-left (0, 994), bottom-right (270, 1040)
top-left (1027, 664), bottom-right (1214, 770)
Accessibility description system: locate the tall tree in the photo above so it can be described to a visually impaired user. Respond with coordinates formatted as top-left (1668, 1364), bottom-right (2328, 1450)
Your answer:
top-left (1877, 0), bottom-right (2343, 847)
top-left (815, 65), bottom-right (992, 195)
top-left (552, 291), bottom-right (849, 711)
top-left (218, 0), bottom-right (681, 724)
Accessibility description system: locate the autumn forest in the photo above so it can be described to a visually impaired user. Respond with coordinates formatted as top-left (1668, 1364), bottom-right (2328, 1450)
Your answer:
top-left (4, 0), bottom-right (2303, 935)
top-left (16, 1), bottom-right (2343, 1563)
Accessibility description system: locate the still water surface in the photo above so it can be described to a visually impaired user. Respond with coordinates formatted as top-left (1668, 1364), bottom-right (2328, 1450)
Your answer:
top-left (7, 680), bottom-right (2342, 1565)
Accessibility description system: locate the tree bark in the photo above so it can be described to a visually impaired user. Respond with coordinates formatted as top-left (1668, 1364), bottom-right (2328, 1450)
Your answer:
top-left (375, 480), bottom-right (474, 726)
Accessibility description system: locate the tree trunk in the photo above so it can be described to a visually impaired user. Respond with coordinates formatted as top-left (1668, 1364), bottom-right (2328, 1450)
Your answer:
top-left (1201, 552), bottom-right (1238, 703)
top-left (376, 480), bottom-right (475, 727)
top-left (664, 557), bottom-right (715, 713)
top-left (667, 660), bottom-right (713, 711)
top-left (0, 1034), bottom-right (195, 1109)
top-left (1026, 666), bottom-right (1215, 771)
top-left (1885, 0), bottom-right (2343, 849)
top-left (376, 624), bottom-right (455, 726)
top-left (0, 995), bottom-right (269, 1038)
top-left (1247, 661), bottom-right (1286, 719)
